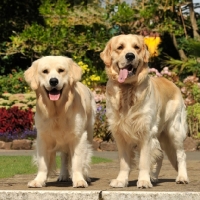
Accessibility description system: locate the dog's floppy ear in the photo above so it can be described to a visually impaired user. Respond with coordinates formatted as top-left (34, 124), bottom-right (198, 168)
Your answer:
top-left (137, 35), bottom-right (150, 63)
top-left (100, 39), bottom-right (112, 67)
top-left (143, 43), bottom-right (150, 63)
top-left (24, 60), bottom-right (39, 90)
top-left (69, 58), bottom-right (82, 83)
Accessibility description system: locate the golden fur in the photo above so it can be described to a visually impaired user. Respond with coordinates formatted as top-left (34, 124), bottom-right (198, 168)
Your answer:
top-left (100, 34), bottom-right (188, 188)
top-left (24, 56), bottom-right (96, 188)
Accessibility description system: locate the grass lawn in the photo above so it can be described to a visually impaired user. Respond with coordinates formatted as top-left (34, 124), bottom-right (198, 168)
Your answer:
top-left (0, 156), bottom-right (111, 179)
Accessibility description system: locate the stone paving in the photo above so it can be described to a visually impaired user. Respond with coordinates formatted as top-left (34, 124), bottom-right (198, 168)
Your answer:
top-left (0, 150), bottom-right (199, 192)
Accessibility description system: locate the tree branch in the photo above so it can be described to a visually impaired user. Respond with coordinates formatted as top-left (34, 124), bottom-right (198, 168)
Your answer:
top-left (188, 0), bottom-right (200, 39)
top-left (170, 33), bottom-right (188, 61)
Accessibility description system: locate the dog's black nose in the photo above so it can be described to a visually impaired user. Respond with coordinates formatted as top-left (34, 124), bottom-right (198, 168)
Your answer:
top-left (49, 78), bottom-right (58, 87)
top-left (125, 53), bottom-right (135, 61)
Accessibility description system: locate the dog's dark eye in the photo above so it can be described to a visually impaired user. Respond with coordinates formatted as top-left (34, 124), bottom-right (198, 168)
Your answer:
top-left (43, 69), bottom-right (48, 74)
top-left (117, 45), bottom-right (124, 50)
top-left (58, 68), bottom-right (64, 73)
top-left (134, 45), bottom-right (140, 50)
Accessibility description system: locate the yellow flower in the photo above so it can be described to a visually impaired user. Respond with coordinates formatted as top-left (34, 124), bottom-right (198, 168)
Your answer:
top-left (78, 61), bottom-right (84, 66)
top-left (82, 80), bottom-right (86, 85)
top-left (144, 37), bottom-right (161, 57)
top-left (90, 75), bottom-right (100, 81)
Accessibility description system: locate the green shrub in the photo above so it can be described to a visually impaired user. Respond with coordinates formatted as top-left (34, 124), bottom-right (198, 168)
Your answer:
top-left (0, 92), bottom-right (36, 112)
top-left (5, 0), bottom-right (110, 86)
top-left (94, 103), bottom-right (112, 141)
top-left (0, 70), bottom-right (29, 94)
top-left (73, 56), bottom-right (107, 88)
top-left (187, 103), bottom-right (200, 139)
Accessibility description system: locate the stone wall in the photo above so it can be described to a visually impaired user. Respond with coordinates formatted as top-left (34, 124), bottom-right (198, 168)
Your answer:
top-left (0, 137), bottom-right (199, 151)
top-left (0, 139), bottom-right (33, 150)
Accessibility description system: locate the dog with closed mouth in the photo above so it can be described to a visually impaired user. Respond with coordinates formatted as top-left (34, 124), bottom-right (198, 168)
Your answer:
top-left (24, 56), bottom-right (96, 188)
top-left (100, 34), bottom-right (188, 188)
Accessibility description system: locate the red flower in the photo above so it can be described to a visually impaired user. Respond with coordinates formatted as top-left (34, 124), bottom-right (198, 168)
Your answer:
top-left (0, 107), bottom-right (34, 134)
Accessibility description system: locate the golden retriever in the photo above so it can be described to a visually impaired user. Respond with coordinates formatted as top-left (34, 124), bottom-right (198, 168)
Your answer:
top-left (100, 34), bottom-right (188, 188)
top-left (24, 56), bottom-right (96, 188)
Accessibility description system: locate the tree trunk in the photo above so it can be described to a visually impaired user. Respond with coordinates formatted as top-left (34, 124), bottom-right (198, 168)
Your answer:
top-left (188, 0), bottom-right (200, 39)
top-left (171, 33), bottom-right (188, 61)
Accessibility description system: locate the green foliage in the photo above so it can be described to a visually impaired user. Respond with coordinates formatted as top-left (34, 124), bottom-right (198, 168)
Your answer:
top-left (109, 2), bottom-right (135, 24)
top-left (94, 103), bottom-right (112, 141)
top-left (177, 37), bottom-right (200, 57)
top-left (4, 0), bottom-right (111, 85)
top-left (0, 92), bottom-right (36, 112)
top-left (0, 0), bottom-right (42, 42)
top-left (192, 84), bottom-right (200, 103)
top-left (0, 70), bottom-right (29, 94)
top-left (164, 57), bottom-right (200, 76)
top-left (187, 103), bottom-right (200, 139)
top-left (6, 0), bottom-right (110, 58)
top-left (164, 37), bottom-right (200, 76)
top-left (1, 0), bottom-right (200, 77)
top-left (74, 56), bottom-right (107, 87)
top-left (0, 0), bottom-right (43, 74)
top-left (134, 0), bottom-right (185, 36)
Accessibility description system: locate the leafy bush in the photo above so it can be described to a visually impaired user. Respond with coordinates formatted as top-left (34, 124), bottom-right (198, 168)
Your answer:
top-left (5, 0), bottom-right (109, 86)
top-left (0, 107), bottom-right (34, 139)
top-left (92, 87), bottom-right (113, 141)
top-left (187, 103), bottom-right (200, 139)
top-left (74, 56), bottom-right (107, 88)
top-left (94, 104), bottom-right (112, 141)
top-left (0, 60), bottom-right (106, 92)
top-left (0, 69), bottom-right (29, 93)
top-left (0, 92), bottom-right (36, 112)
top-left (181, 76), bottom-right (200, 106)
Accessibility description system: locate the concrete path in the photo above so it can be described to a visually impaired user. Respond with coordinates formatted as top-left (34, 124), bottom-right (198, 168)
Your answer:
top-left (0, 149), bottom-right (199, 160)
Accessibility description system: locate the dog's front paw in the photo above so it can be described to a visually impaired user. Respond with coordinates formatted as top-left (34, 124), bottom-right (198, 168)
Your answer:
top-left (28, 179), bottom-right (46, 188)
top-left (110, 179), bottom-right (128, 188)
top-left (137, 180), bottom-right (153, 188)
top-left (57, 174), bottom-right (71, 182)
top-left (150, 176), bottom-right (159, 183)
top-left (73, 179), bottom-right (88, 188)
top-left (176, 176), bottom-right (189, 184)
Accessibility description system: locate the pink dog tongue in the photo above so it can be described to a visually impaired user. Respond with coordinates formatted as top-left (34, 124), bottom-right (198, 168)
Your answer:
top-left (49, 90), bottom-right (61, 101)
top-left (118, 69), bottom-right (128, 83)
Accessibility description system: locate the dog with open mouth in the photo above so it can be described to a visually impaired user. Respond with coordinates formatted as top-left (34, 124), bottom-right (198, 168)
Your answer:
top-left (100, 34), bottom-right (188, 188)
top-left (24, 56), bottom-right (96, 188)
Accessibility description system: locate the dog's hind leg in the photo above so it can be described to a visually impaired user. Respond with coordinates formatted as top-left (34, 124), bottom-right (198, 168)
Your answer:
top-left (160, 117), bottom-right (188, 184)
top-left (57, 152), bottom-right (71, 182)
top-left (150, 138), bottom-right (164, 183)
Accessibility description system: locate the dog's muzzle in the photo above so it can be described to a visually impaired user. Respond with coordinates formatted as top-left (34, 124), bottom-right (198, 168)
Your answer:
top-left (45, 78), bottom-right (62, 101)
top-left (118, 53), bottom-right (138, 83)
